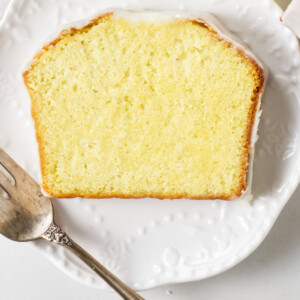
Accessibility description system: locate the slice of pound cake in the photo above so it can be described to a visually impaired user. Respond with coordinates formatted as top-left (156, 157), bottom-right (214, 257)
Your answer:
top-left (23, 10), bottom-right (265, 200)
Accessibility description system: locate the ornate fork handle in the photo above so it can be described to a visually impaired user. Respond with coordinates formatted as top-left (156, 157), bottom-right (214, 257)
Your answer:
top-left (42, 223), bottom-right (144, 300)
top-left (42, 223), bottom-right (73, 246)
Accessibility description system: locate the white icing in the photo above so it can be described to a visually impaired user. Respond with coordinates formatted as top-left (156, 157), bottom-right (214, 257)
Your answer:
top-left (29, 9), bottom-right (265, 201)
top-left (282, 0), bottom-right (300, 38)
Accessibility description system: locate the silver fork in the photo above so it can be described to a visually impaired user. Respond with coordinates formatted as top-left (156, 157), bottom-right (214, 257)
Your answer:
top-left (0, 147), bottom-right (144, 300)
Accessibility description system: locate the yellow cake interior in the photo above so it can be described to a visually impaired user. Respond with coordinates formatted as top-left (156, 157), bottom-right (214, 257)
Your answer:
top-left (24, 13), bottom-right (264, 199)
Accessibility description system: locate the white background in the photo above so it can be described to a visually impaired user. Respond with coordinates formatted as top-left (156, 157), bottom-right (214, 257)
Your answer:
top-left (0, 0), bottom-right (298, 299)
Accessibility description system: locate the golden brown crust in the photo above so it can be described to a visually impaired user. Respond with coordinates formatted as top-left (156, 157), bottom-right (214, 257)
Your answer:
top-left (23, 12), bottom-right (265, 201)
top-left (42, 190), bottom-right (236, 201)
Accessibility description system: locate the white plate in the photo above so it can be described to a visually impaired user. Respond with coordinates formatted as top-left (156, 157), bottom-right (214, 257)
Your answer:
top-left (0, 0), bottom-right (300, 291)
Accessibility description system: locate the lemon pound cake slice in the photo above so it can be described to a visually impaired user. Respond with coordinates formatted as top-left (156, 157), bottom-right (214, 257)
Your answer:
top-left (23, 11), bottom-right (265, 200)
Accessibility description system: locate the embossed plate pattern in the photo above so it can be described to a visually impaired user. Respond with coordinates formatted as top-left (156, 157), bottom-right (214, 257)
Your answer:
top-left (0, 0), bottom-right (300, 291)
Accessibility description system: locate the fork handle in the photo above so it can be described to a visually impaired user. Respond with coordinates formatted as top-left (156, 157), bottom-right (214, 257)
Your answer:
top-left (41, 223), bottom-right (144, 300)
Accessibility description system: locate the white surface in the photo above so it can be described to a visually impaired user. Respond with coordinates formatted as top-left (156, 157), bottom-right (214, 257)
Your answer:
top-left (282, 0), bottom-right (300, 37)
top-left (1, 0), bottom-right (300, 299)
top-left (1, 0), bottom-right (299, 290)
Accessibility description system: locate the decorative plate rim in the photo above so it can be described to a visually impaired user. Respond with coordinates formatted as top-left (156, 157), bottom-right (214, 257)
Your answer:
top-left (0, 0), bottom-right (300, 291)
